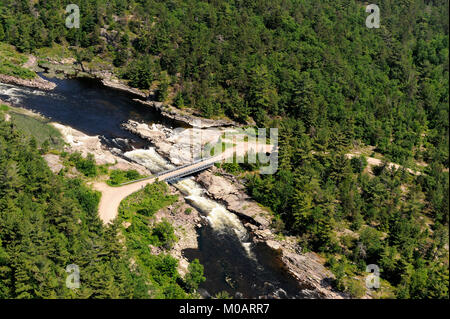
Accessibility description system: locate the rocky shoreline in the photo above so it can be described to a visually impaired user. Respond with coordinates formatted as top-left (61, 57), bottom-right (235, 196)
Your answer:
top-left (150, 186), bottom-right (204, 278)
top-left (122, 119), bottom-right (347, 299)
top-left (33, 56), bottom-right (238, 128)
top-left (132, 99), bottom-right (237, 128)
top-left (3, 56), bottom-right (347, 299)
top-left (0, 73), bottom-right (56, 91)
top-left (195, 167), bottom-right (347, 299)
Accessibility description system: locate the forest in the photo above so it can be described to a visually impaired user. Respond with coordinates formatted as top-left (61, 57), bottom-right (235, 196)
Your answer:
top-left (0, 115), bottom-right (203, 298)
top-left (0, 0), bottom-right (448, 298)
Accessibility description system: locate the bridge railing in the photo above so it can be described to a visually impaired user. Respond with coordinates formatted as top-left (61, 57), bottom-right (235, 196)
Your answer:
top-left (117, 155), bottom-right (217, 186)
top-left (165, 163), bottom-right (214, 183)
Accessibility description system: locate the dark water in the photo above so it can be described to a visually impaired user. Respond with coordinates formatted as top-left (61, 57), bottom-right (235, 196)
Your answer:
top-left (1, 76), bottom-right (307, 299)
top-left (184, 226), bottom-right (307, 299)
top-left (0, 75), bottom-right (178, 149)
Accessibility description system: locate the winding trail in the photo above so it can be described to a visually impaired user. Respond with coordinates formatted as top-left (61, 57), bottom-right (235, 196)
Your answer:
top-left (23, 55), bottom-right (37, 69)
top-left (92, 141), bottom-right (422, 224)
top-left (345, 153), bottom-right (422, 176)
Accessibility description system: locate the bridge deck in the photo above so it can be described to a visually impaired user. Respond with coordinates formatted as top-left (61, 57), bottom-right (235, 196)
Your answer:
top-left (94, 143), bottom-right (275, 224)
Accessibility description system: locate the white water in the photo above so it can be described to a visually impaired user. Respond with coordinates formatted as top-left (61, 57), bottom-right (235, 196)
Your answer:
top-left (0, 84), bottom-right (24, 104)
top-left (124, 148), bottom-right (255, 259)
top-left (0, 83), bottom-right (64, 104)
top-left (124, 148), bottom-right (175, 172)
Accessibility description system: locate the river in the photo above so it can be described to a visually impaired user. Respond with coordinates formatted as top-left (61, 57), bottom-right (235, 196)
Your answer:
top-left (0, 76), bottom-right (307, 299)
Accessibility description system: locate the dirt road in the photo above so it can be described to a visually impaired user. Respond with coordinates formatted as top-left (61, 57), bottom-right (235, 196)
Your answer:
top-left (345, 153), bottom-right (421, 176)
top-left (94, 142), bottom-right (274, 224)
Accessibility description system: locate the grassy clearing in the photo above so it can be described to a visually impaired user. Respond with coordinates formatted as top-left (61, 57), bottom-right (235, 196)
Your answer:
top-left (0, 43), bottom-right (36, 79)
top-left (120, 182), bottom-right (178, 221)
top-left (107, 169), bottom-right (147, 186)
top-left (9, 110), bottom-right (65, 149)
top-left (34, 44), bottom-right (75, 62)
top-left (119, 182), bottom-right (179, 249)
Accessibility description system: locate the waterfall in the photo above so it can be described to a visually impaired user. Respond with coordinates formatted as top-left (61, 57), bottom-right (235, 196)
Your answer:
top-left (0, 84), bottom-right (24, 104)
top-left (124, 148), bottom-right (175, 173)
top-left (124, 148), bottom-right (255, 259)
top-left (0, 83), bottom-right (63, 104)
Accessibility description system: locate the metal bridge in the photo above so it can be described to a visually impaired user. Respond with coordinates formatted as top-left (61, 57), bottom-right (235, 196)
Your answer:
top-left (119, 156), bottom-right (217, 186)
top-left (118, 143), bottom-right (275, 186)
top-left (94, 143), bottom-right (275, 224)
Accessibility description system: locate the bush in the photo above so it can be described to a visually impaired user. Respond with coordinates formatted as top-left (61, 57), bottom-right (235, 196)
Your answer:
top-left (69, 153), bottom-right (97, 177)
top-left (184, 259), bottom-right (206, 292)
top-left (152, 219), bottom-right (177, 249)
top-left (347, 279), bottom-right (366, 298)
top-left (108, 169), bottom-right (145, 186)
top-left (350, 156), bottom-right (368, 173)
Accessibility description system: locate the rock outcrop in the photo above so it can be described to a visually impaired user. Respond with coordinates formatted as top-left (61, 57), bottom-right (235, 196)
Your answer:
top-left (51, 122), bottom-right (149, 175)
top-left (42, 154), bottom-right (64, 174)
top-left (152, 186), bottom-right (205, 277)
top-left (122, 119), bottom-right (225, 165)
top-left (195, 166), bottom-right (347, 299)
top-left (102, 79), bottom-right (147, 98)
top-left (0, 74), bottom-right (56, 91)
top-left (196, 168), bottom-right (272, 227)
top-left (133, 99), bottom-right (237, 128)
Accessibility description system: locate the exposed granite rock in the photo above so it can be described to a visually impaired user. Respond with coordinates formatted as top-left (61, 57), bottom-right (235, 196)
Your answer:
top-left (102, 79), bottom-right (147, 98)
top-left (196, 168), bottom-right (272, 227)
top-left (100, 28), bottom-right (119, 45)
top-left (195, 166), bottom-right (348, 299)
top-left (38, 61), bottom-right (82, 78)
top-left (51, 122), bottom-right (149, 175)
top-left (42, 154), bottom-right (64, 174)
top-left (152, 185), bottom-right (204, 277)
top-left (0, 74), bottom-right (56, 91)
top-left (122, 119), bottom-right (224, 165)
top-left (133, 99), bottom-right (237, 128)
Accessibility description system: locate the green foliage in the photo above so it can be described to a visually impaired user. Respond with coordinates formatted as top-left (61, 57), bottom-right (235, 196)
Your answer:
top-left (214, 291), bottom-right (233, 299)
top-left (107, 169), bottom-right (144, 186)
top-left (68, 152), bottom-right (97, 177)
top-left (117, 182), bottom-right (196, 298)
top-left (1, 0), bottom-right (447, 164)
top-left (0, 0), bottom-right (447, 299)
top-left (184, 259), bottom-right (206, 293)
top-left (152, 219), bottom-right (177, 249)
top-left (0, 43), bottom-right (35, 79)
top-left (9, 111), bottom-right (64, 150)
top-left (350, 156), bottom-right (368, 174)
top-left (0, 117), bottom-right (148, 298)
top-left (248, 123), bottom-right (449, 298)
top-left (119, 182), bottom-right (178, 220)
top-left (122, 55), bottom-right (157, 89)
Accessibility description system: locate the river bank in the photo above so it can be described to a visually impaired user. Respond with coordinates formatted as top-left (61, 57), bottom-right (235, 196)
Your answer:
top-left (122, 118), bottom-right (346, 298)
top-left (36, 56), bottom-right (238, 128)
top-left (2, 64), bottom-right (346, 298)
top-left (195, 167), bottom-right (346, 299)
top-left (0, 73), bottom-right (56, 90)
top-left (2, 52), bottom-right (234, 128)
